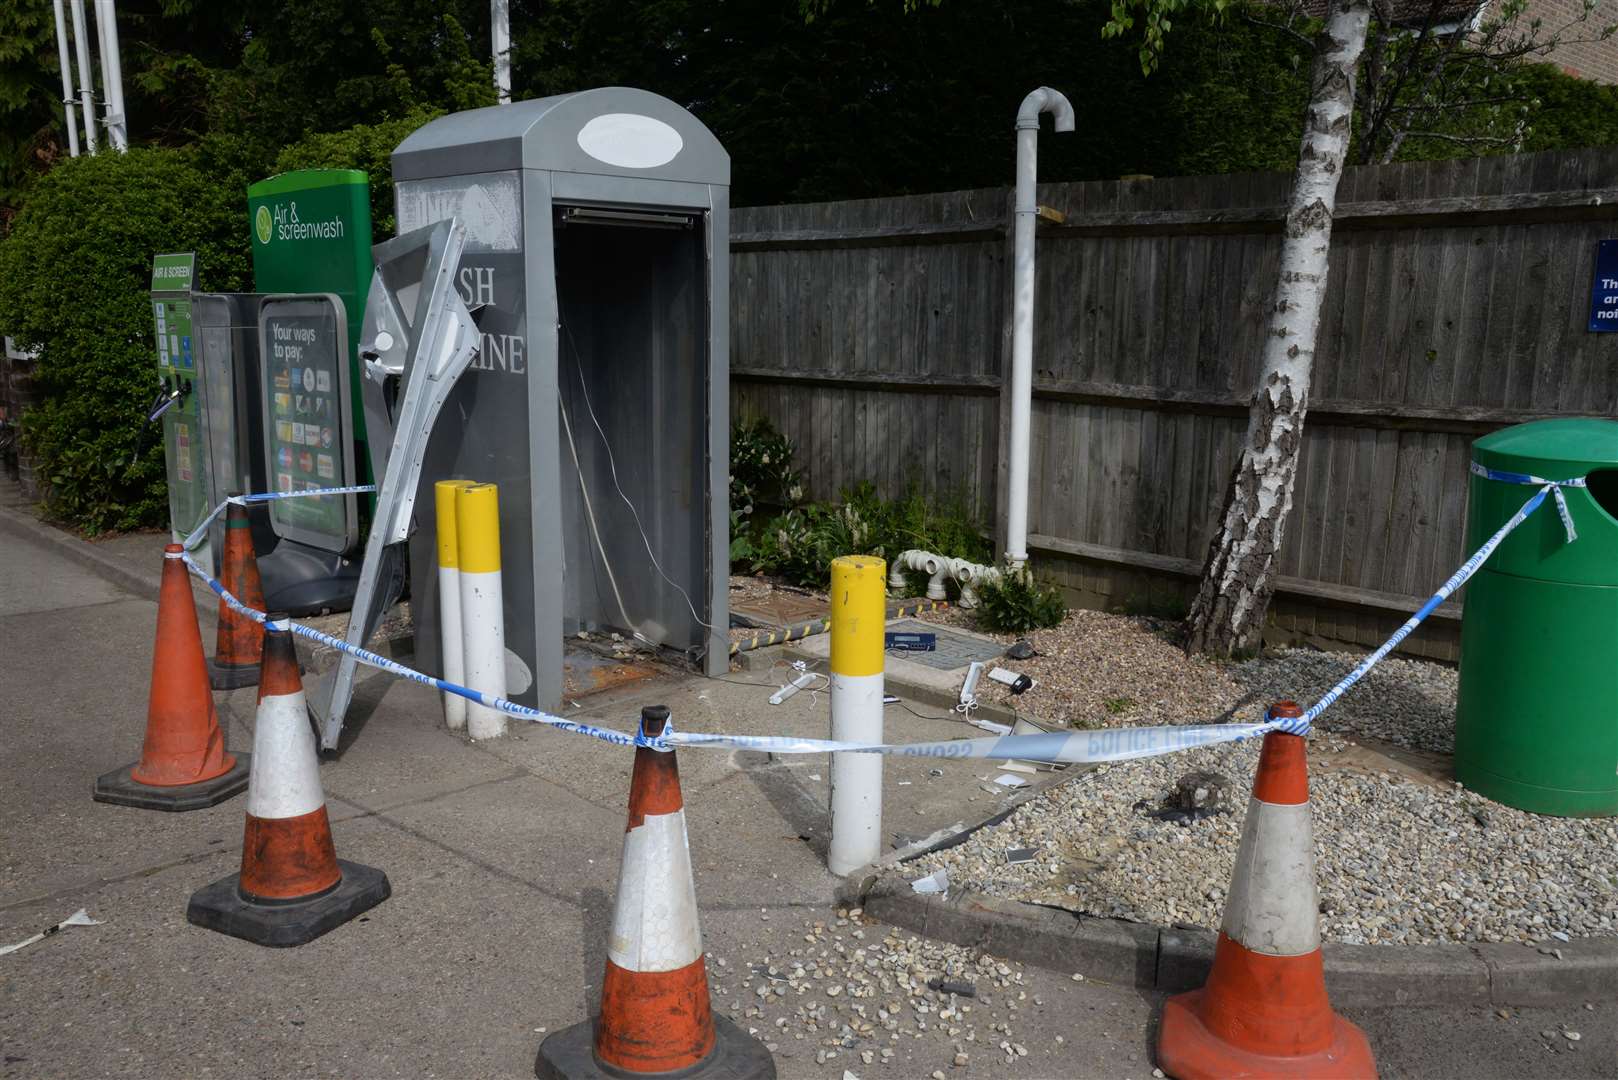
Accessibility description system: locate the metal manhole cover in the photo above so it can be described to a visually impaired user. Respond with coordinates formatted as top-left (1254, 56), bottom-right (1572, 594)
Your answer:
top-left (731, 593), bottom-right (828, 629)
top-left (885, 618), bottom-right (1004, 672)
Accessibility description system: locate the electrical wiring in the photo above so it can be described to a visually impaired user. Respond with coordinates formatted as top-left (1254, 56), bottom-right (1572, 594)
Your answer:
top-left (559, 394), bottom-right (641, 642)
top-left (561, 319), bottom-right (719, 637)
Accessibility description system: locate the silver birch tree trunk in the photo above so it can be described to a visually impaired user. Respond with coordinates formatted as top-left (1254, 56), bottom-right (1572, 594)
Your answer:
top-left (1184, 0), bottom-right (1371, 657)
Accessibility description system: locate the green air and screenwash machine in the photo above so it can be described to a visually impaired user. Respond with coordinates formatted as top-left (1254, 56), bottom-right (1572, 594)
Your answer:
top-left (1456, 418), bottom-right (1618, 816)
top-left (148, 169), bottom-right (373, 614)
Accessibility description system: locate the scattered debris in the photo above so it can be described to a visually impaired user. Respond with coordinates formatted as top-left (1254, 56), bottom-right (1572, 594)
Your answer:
top-left (909, 732), bottom-right (1618, 945)
top-left (926, 977), bottom-right (977, 998)
top-left (910, 869), bottom-right (949, 896)
top-left (0, 909), bottom-right (103, 956)
top-left (1171, 770), bottom-right (1232, 814)
top-left (986, 667), bottom-right (1034, 695)
top-left (709, 911), bottom-right (1042, 1073)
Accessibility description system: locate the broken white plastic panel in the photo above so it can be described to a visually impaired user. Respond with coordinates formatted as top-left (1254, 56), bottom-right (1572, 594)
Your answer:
top-left (360, 219), bottom-right (482, 547)
top-left (311, 217), bottom-right (482, 749)
top-left (909, 868), bottom-right (949, 896)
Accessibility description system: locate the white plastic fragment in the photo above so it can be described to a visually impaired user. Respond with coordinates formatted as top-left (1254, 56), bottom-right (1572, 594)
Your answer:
top-left (0, 908), bottom-right (103, 956)
top-left (910, 869), bottom-right (949, 896)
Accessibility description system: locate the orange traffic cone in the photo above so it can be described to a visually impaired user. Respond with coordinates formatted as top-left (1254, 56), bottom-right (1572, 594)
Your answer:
top-left (186, 619), bottom-right (389, 947)
top-left (1156, 701), bottom-right (1377, 1080)
top-left (207, 497), bottom-right (265, 690)
top-left (94, 544), bottom-right (251, 811)
top-left (536, 706), bottom-right (776, 1079)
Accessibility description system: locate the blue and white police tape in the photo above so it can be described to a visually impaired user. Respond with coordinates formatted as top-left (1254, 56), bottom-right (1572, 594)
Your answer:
top-left (180, 484), bottom-right (378, 550)
top-left (181, 552), bottom-right (1284, 764)
top-left (1469, 460), bottom-right (1584, 542)
top-left (663, 722), bottom-right (1277, 764)
top-left (182, 551), bottom-right (645, 749)
top-left (1290, 481), bottom-right (1560, 734)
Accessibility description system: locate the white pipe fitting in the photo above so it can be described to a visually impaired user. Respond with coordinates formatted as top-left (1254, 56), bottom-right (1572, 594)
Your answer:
top-left (890, 550), bottom-right (1002, 609)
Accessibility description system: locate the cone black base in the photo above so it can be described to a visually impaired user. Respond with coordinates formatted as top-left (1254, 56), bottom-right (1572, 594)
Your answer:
top-left (186, 858), bottom-right (390, 948)
top-left (93, 753), bottom-right (252, 812)
top-left (535, 1014), bottom-right (776, 1080)
top-left (207, 656), bottom-right (261, 691)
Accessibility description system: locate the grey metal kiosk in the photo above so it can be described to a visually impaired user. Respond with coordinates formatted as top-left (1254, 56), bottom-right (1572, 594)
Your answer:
top-left (389, 87), bottom-right (730, 717)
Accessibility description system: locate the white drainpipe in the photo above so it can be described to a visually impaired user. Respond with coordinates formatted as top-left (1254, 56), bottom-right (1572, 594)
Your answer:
top-left (51, 0), bottom-right (80, 156)
top-left (93, 1), bottom-right (128, 151)
top-left (1004, 87), bottom-right (1073, 567)
top-left (491, 0), bottom-right (512, 104)
top-left (69, 0), bottom-right (96, 154)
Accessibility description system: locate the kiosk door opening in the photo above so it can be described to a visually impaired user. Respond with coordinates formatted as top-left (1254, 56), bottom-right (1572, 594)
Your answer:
top-left (555, 208), bottom-right (709, 651)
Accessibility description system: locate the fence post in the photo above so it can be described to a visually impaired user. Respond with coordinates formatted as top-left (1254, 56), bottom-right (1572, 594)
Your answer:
top-left (828, 555), bottom-right (886, 876)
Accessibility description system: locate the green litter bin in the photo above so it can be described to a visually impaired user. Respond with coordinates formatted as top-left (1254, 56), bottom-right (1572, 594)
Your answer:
top-left (1455, 418), bottom-right (1618, 817)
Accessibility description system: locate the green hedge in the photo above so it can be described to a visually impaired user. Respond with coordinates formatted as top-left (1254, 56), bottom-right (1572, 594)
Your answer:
top-left (274, 107), bottom-right (445, 245)
top-left (0, 147), bottom-right (250, 533)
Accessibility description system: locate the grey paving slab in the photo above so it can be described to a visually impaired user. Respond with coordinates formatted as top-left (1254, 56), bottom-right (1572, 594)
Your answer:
top-left (0, 530), bottom-right (135, 616)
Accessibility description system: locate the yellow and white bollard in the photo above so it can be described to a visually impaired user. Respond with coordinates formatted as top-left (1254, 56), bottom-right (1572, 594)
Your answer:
top-left (828, 555), bottom-right (886, 876)
top-left (434, 479), bottom-right (475, 731)
top-left (456, 482), bottom-right (508, 740)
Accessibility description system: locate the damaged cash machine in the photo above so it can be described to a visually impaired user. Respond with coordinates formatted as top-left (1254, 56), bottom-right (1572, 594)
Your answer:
top-left (315, 88), bottom-right (731, 748)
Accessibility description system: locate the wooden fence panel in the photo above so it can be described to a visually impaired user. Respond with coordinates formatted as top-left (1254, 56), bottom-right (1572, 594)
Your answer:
top-left (730, 147), bottom-right (1618, 657)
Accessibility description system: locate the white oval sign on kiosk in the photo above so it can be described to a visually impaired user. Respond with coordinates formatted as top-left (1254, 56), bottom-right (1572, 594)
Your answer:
top-left (576, 114), bottom-right (684, 169)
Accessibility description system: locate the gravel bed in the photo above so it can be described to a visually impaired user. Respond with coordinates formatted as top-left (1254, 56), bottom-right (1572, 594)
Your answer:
top-left (707, 907), bottom-right (1061, 1072)
top-left (1233, 647), bottom-right (1459, 753)
top-left (908, 734), bottom-right (1618, 946)
top-left (913, 607), bottom-right (1245, 728)
top-left (914, 607), bottom-right (1460, 754)
top-left (901, 606), bottom-right (1615, 946)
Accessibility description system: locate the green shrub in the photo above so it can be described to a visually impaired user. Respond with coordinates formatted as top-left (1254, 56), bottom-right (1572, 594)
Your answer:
top-left (752, 505), bottom-right (825, 586)
top-left (749, 499), bottom-right (882, 589)
top-left (976, 564), bottom-right (1067, 633)
top-left (745, 482), bottom-right (993, 591)
top-left (730, 415), bottom-right (803, 516)
top-left (274, 107), bottom-right (446, 245)
top-left (727, 507), bottom-right (756, 564)
top-left (0, 147), bottom-right (251, 533)
top-left (728, 413), bottom-right (993, 587)
top-left (889, 488), bottom-right (993, 566)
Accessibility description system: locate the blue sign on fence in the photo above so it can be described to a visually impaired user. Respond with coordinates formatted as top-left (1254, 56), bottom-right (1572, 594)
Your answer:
top-left (1591, 240), bottom-right (1618, 332)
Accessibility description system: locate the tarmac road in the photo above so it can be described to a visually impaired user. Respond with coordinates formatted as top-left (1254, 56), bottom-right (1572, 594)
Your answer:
top-left (1, 520), bottom-right (1613, 1079)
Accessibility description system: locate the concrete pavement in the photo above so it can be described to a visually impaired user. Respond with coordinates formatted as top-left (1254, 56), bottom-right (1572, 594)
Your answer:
top-left (1, 512), bottom-right (1615, 1078)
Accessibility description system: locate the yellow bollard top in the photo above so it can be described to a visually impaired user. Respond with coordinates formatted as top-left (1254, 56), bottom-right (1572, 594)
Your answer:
top-left (456, 483), bottom-right (502, 574)
top-left (434, 479), bottom-right (475, 568)
top-left (830, 555), bottom-right (887, 677)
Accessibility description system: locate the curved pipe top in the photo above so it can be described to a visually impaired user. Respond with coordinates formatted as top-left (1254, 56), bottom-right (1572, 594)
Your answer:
top-left (1016, 86), bottom-right (1075, 133)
